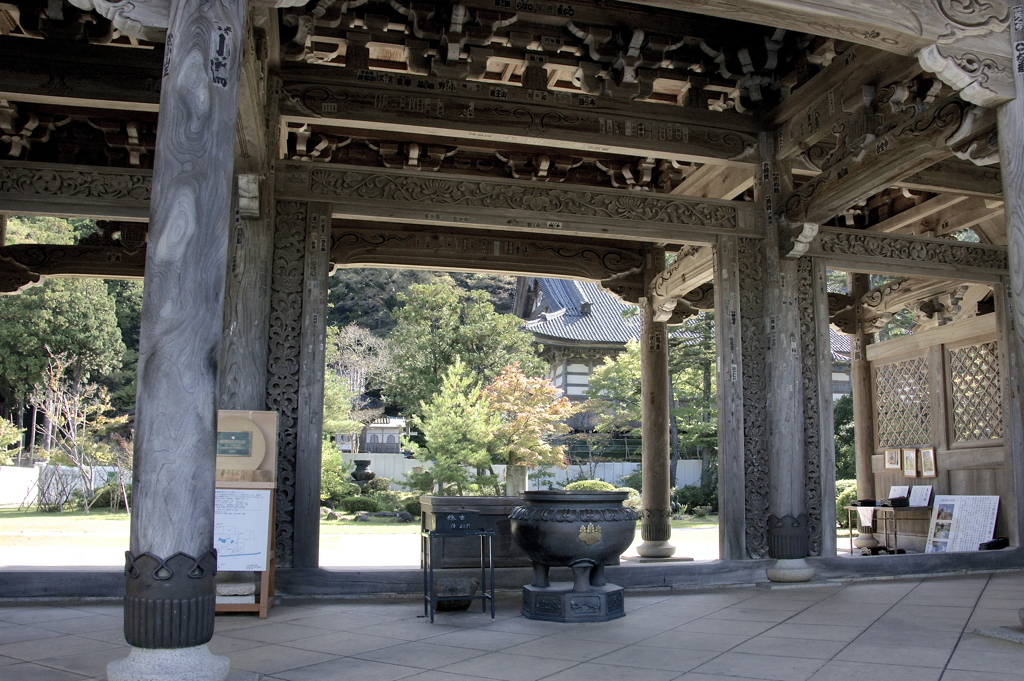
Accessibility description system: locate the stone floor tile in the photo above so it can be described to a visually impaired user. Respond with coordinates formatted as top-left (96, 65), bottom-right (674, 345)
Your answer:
top-left (939, 671), bottom-right (1024, 681)
top-left (639, 630), bottom-right (750, 652)
top-left (587, 643), bottom-right (719, 672)
top-left (673, 617), bottom-right (777, 636)
top-left (690, 651), bottom-right (826, 681)
top-left (397, 670), bottom-right (501, 681)
top-left (541, 660), bottom-right (679, 681)
top-left (0, 661), bottom-right (93, 681)
top-left (945, 647), bottom-right (1024, 673)
top-left (701, 607), bottom-right (797, 623)
top-left (0, 653), bottom-right (20, 666)
top-left (873, 612), bottom-right (971, 632)
top-left (834, 642), bottom-right (953, 668)
top-left (437, 651), bottom-right (578, 681)
top-left (358, 618), bottom-right (475, 641)
top-left (763, 622), bottom-right (866, 641)
top-left (564, 622), bottom-right (665, 645)
top-left (354, 640), bottom-right (487, 669)
top-left (419, 628), bottom-right (540, 651)
top-left (225, 642), bottom-right (337, 675)
top-left (0, 633), bottom-right (119, 662)
top-left (956, 632), bottom-right (1024, 652)
top-left (217, 621), bottom-right (324, 644)
top-left (900, 595), bottom-right (981, 608)
top-left (271, 656), bottom-right (422, 681)
top-left (34, 644), bottom-right (130, 677)
top-left (806, 661), bottom-right (942, 681)
top-left (74, 626), bottom-right (128, 645)
top-left (0, 623), bottom-right (63, 645)
top-left (477, 617), bottom-right (573, 637)
top-left (207, 634), bottom-right (267, 655)
top-left (854, 627), bottom-right (962, 650)
top-left (280, 629), bottom-right (406, 656)
top-left (0, 608), bottom-right (93, 626)
top-left (500, 635), bottom-right (625, 662)
top-left (37, 614), bottom-right (123, 635)
top-left (730, 635), bottom-right (849, 659)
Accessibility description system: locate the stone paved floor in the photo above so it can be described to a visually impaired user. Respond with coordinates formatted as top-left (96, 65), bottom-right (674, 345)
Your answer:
top-left (1, 571), bottom-right (1023, 681)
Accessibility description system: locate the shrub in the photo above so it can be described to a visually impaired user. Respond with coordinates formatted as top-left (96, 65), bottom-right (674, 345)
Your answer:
top-left (402, 496), bottom-right (422, 518)
top-left (321, 446), bottom-right (358, 505)
top-left (92, 482), bottom-right (131, 511)
top-left (691, 504), bottom-right (712, 518)
top-left (367, 490), bottom-right (403, 512)
top-left (617, 486), bottom-right (642, 513)
top-left (836, 479), bottom-right (858, 529)
top-left (564, 479), bottom-right (617, 491)
top-left (673, 484), bottom-right (718, 513)
top-left (339, 496), bottom-right (379, 513)
top-left (618, 469), bottom-right (642, 493)
top-left (361, 476), bottom-right (394, 494)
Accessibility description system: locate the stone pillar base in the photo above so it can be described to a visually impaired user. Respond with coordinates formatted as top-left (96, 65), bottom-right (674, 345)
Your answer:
top-left (107, 645), bottom-right (230, 681)
top-left (766, 558), bottom-right (816, 583)
top-left (853, 530), bottom-right (879, 549)
top-left (636, 540), bottom-right (676, 558)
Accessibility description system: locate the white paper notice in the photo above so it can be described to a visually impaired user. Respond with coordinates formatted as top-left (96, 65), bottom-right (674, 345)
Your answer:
top-left (909, 486), bottom-right (932, 508)
top-left (215, 488), bottom-right (271, 571)
top-left (925, 495), bottom-right (999, 554)
top-left (888, 486), bottom-right (910, 499)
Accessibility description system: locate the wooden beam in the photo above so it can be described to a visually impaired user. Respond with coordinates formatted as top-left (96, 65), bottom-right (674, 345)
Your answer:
top-left (0, 161), bottom-right (152, 220)
top-left (774, 46), bottom-right (920, 161)
top-left (280, 64), bottom-right (761, 166)
top-left (867, 194), bottom-right (970, 233)
top-left (648, 245), bottom-right (714, 321)
top-left (0, 36), bottom-right (162, 112)
top-left (894, 159), bottom-right (1003, 199)
top-left (784, 97), bottom-right (980, 226)
top-left (810, 227), bottom-right (1007, 282)
top-left (671, 165), bottom-right (753, 200)
top-left (332, 222), bottom-right (644, 282)
top-left (275, 161), bottom-right (760, 244)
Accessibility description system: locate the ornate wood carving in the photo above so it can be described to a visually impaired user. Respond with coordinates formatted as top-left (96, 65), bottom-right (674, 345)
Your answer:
top-left (797, 257), bottom-right (823, 556)
top-left (919, 43), bottom-right (1013, 107)
top-left (738, 237), bottom-right (769, 559)
top-left (281, 68), bottom-right (760, 165)
top-left (813, 227), bottom-right (1008, 278)
top-left (0, 161), bottom-right (152, 219)
top-left (265, 200), bottom-right (308, 569)
top-left (276, 162), bottom-right (754, 243)
top-left (332, 224), bottom-right (644, 282)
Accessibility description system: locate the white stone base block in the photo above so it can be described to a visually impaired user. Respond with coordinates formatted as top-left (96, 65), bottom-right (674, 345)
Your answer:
top-left (766, 558), bottom-right (816, 583)
top-left (853, 531), bottom-right (879, 549)
top-left (107, 645), bottom-right (231, 681)
top-left (636, 540), bottom-right (676, 558)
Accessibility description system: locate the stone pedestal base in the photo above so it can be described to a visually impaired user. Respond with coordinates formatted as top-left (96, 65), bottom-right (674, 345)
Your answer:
top-left (853, 530), bottom-right (879, 549)
top-left (107, 645), bottom-right (231, 681)
top-left (766, 558), bottom-right (816, 583)
top-left (636, 540), bottom-right (676, 558)
top-left (522, 582), bottom-right (625, 623)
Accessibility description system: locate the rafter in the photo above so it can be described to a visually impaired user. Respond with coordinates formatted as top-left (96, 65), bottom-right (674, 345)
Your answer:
top-left (670, 164), bottom-right (752, 200)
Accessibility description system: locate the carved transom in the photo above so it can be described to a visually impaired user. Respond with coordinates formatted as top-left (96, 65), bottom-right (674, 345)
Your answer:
top-left (948, 341), bottom-right (1003, 442)
top-left (874, 357), bottom-right (931, 447)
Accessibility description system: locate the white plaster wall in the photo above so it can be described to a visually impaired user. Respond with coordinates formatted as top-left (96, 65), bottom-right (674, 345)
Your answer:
top-left (0, 466), bottom-right (39, 506)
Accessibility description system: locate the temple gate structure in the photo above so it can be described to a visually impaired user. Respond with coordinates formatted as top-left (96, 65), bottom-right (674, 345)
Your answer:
top-left (2, 0), bottom-right (1024, 678)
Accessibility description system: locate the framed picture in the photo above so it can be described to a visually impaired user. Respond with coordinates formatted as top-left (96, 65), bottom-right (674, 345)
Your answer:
top-left (884, 449), bottom-right (902, 470)
top-left (920, 447), bottom-right (937, 478)
top-left (902, 448), bottom-right (918, 477)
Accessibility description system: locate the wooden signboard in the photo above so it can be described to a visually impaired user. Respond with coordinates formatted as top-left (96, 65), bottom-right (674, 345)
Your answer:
top-left (925, 495), bottom-right (999, 553)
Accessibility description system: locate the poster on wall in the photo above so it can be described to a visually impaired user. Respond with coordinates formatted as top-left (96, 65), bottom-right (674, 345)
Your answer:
top-left (214, 488), bottom-right (272, 571)
top-left (925, 495), bottom-right (999, 553)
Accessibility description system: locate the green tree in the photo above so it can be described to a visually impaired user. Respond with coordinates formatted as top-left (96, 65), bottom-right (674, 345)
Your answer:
top-left (834, 394), bottom-right (856, 479)
top-left (480, 364), bottom-right (574, 495)
top-left (405, 359), bottom-right (497, 495)
top-left (669, 313), bottom-right (718, 478)
top-left (584, 340), bottom-right (642, 434)
top-left (386, 279), bottom-right (545, 412)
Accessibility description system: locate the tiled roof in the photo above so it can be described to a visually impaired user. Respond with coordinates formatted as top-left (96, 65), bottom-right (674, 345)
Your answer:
top-left (521, 279), bottom-right (641, 344)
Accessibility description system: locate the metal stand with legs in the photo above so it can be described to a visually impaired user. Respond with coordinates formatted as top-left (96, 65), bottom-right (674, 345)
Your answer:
top-left (422, 530), bottom-right (495, 623)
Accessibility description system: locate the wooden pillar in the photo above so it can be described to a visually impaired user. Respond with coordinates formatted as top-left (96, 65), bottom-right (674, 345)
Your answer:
top-left (849, 272), bottom-right (879, 547)
top-left (757, 132), bottom-right (809, 559)
top-left (714, 236), bottom-right (747, 560)
top-left (996, 4), bottom-right (1024, 544)
top-left (638, 245), bottom-right (675, 558)
top-left (264, 200), bottom-right (329, 568)
top-left (111, 0), bottom-right (244, 678)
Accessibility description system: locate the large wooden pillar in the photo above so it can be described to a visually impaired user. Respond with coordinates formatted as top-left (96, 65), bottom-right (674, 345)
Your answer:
top-left (265, 200), bottom-right (330, 568)
top-left (849, 273), bottom-right (879, 548)
top-left (110, 1), bottom-right (244, 680)
top-left (995, 3), bottom-right (1024, 545)
top-left (637, 245), bottom-right (676, 557)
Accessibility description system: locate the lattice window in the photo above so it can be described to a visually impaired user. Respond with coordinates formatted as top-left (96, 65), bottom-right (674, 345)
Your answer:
top-left (875, 358), bottom-right (931, 446)
top-left (949, 342), bottom-right (1003, 442)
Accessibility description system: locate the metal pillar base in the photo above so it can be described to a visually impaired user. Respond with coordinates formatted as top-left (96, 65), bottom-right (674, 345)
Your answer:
top-left (522, 582), bottom-right (625, 622)
top-left (107, 644), bottom-right (231, 681)
top-left (636, 540), bottom-right (676, 558)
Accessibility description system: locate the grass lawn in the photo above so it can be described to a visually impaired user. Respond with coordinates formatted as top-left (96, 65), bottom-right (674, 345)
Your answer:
top-left (1, 505), bottom-right (721, 545)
